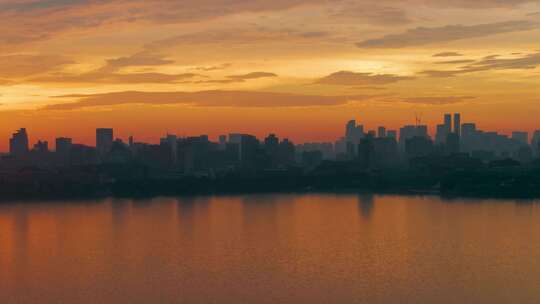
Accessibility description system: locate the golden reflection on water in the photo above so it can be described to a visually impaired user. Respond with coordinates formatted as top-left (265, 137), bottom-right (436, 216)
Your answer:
top-left (1, 194), bottom-right (540, 303)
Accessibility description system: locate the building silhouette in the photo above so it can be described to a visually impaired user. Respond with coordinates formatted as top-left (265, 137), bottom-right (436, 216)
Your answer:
top-left (453, 113), bottom-right (461, 136)
top-left (512, 131), bottom-right (528, 146)
top-left (9, 128), bottom-right (29, 157)
top-left (96, 128), bottom-right (114, 154)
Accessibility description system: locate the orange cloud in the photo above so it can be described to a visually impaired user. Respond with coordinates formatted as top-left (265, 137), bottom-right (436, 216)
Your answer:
top-left (44, 90), bottom-right (375, 110)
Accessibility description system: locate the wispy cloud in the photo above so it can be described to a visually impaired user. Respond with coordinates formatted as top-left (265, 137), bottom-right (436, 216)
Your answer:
top-left (357, 20), bottom-right (540, 48)
top-left (316, 71), bottom-right (414, 86)
top-left (44, 90), bottom-right (374, 110)
top-left (395, 96), bottom-right (476, 105)
top-left (227, 72), bottom-right (277, 81)
top-left (0, 54), bottom-right (74, 78)
top-left (421, 51), bottom-right (540, 77)
top-left (433, 52), bottom-right (464, 57)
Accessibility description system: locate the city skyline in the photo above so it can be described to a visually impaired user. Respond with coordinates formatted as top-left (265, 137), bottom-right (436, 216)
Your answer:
top-left (0, 1), bottom-right (540, 148)
top-left (4, 113), bottom-right (539, 153)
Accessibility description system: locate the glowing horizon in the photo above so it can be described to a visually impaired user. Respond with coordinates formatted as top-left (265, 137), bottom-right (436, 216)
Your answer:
top-left (1, 0), bottom-right (540, 150)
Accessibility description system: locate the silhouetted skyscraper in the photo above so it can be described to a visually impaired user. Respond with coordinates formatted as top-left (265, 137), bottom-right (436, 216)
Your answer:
top-left (446, 133), bottom-right (460, 154)
top-left (9, 128), bottom-right (29, 157)
top-left (378, 127), bottom-right (387, 138)
top-left (56, 137), bottom-right (72, 155)
top-left (435, 124), bottom-right (447, 145)
top-left (218, 135), bottom-right (227, 150)
top-left (453, 113), bottom-right (461, 136)
top-left (160, 134), bottom-right (178, 164)
top-left (399, 125), bottom-right (428, 150)
top-left (444, 114), bottom-right (452, 134)
top-left (460, 123), bottom-right (476, 152)
top-left (96, 128), bottom-right (113, 154)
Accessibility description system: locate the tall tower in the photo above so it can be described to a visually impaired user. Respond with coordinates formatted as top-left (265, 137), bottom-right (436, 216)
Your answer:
top-left (444, 114), bottom-right (452, 134)
top-left (346, 120), bottom-right (356, 140)
top-left (453, 113), bottom-right (461, 136)
top-left (96, 128), bottom-right (114, 154)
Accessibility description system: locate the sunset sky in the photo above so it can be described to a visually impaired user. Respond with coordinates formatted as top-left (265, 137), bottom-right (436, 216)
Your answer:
top-left (1, 0), bottom-right (540, 149)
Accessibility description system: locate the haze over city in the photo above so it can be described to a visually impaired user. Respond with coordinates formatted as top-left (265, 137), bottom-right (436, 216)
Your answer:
top-left (1, 0), bottom-right (540, 150)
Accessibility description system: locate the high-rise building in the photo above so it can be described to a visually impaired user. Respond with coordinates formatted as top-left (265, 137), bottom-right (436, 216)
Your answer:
top-left (461, 123), bottom-right (476, 138)
top-left (344, 119), bottom-right (364, 157)
top-left (512, 131), bottom-right (528, 146)
top-left (387, 130), bottom-right (397, 140)
top-left (444, 114), bottom-right (452, 134)
top-left (33, 140), bottom-right (49, 153)
top-left (160, 134), bottom-right (178, 164)
top-left (346, 120), bottom-right (356, 139)
top-left (378, 127), bottom-right (387, 138)
top-left (532, 131), bottom-right (540, 145)
top-left (96, 128), bottom-right (113, 154)
top-left (399, 125), bottom-right (428, 149)
top-left (56, 137), bottom-right (73, 155)
top-left (345, 120), bottom-right (364, 143)
top-left (9, 128), bottom-right (29, 156)
top-left (532, 131), bottom-right (540, 156)
top-left (453, 113), bottom-right (461, 136)
top-left (460, 123), bottom-right (477, 152)
top-left (218, 135), bottom-right (227, 149)
top-left (446, 133), bottom-right (460, 154)
top-left (435, 124), bottom-right (447, 145)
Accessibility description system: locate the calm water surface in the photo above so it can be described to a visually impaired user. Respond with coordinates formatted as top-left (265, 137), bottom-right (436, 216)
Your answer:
top-left (1, 194), bottom-right (540, 303)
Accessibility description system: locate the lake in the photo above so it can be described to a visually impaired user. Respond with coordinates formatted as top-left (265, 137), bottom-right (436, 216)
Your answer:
top-left (1, 194), bottom-right (540, 303)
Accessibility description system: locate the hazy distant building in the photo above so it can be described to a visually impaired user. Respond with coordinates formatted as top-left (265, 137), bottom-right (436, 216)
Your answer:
top-left (9, 128), bottom-right (29, 157)
top-left (96, 128), bottom-right (113, 154)
top-left (264, 134), bottom-right (280, 166)
top-left (218, 135), bottom-right (227, 150)
top-left (345, 119), bottom-right (364, 157)
top-left (446, 133), bottom-right (460, 154)
top-left (387, 130), bottom-right (397, 140)
top-left (377, 127), bottom-right (386, 138)
top-left (400, 125), bottom-right (428, 150)
top-left (460, 123), bottom-right (476, 152)
top-left (461, 123), bottom-right (476, 138)
top-left (532, 131), bottom-right (540, 156)
top-left (512, 131), bottom-right (528, 146)
top-left (453, 113), bottom-right (461, 136)
top-left (33, 140), bottom-right (49, 153)
top-left (56, 137), bottom-right (73, 155)
top-left (435, 124), bottom-right (447, 145)
top-left (359, 134), bottom-right (399, 168)
top-left (160, 134), bottom-right (178, 165)
top-left (405, 136), bottom-right (434, 159)
top-left (444, 114), bottom-right (452, 134)
top-left (532, 130), bottom-right (540, 146)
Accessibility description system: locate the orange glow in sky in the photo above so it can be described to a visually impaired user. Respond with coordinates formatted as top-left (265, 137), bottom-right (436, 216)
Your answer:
top-left (1, 0), bottom-right (540, 149)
